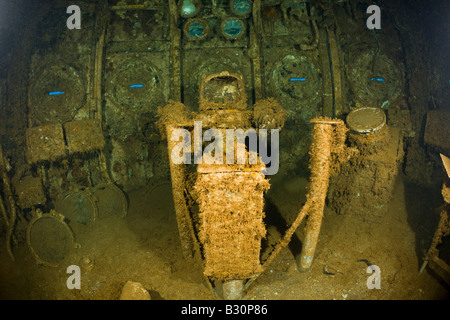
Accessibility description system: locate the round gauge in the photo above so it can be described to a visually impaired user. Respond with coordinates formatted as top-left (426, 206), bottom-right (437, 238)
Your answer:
top-left (108, 59), bottom-right (164, 110)
top-left (222, 18), bottom-right (245, 39)
top-left (184, 19), bottom-right (209, 40)
top-left (269, 54), bottom-right (321, 116)
top-left (28, 64), bottom-right (85, 126)
top-left (104, 57), bottom-right (165, 139)
top-left (348, 50), bottom-right (403, 108)
top-left (179, 0), bottom-right (201, 18)
top-left (230, 0), bottom-right (252, 16)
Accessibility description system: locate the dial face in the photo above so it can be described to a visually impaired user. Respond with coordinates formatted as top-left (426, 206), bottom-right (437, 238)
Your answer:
top-left (108, 59), bottom-right (164, 110)
top-left (223, 19), bottom-right (244, 38)
top-left (181, 0), bottom-right (198, 16)
top-left (105, 57), bottom-right (166, 139)
top-left (180, 0), bottom-right (200, 18)
top-left (269, 54), bottom-right (321, 117)
top-left (184, 19), bottom-right (209, 41)
top-left (188, 20), bottom-right (206, 38)
top-left (231, 0), bottom-right (252, 15)
top-left (348, 50), bottom-right (403, 108)
top-left (29, 64), bottom-right (85, 125)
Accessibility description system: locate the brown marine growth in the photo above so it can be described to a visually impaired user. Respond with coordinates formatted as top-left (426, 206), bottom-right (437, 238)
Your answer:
top-left (195, 161), bottom-right (270, 281)
top-left (25, 123), bottom-right (66, 164)
top-left (63, 119), bottom-right (105, 155)
top-left (420, 174), bottom-right (450, 284)
top-left (0, 144), bottom-right (17, 261)
top-left (156, 101), bottom-right (198, 259)
top-left (328, 108), bottom-right (403, 221)
top-left (157, 71), bottom-right (287, 292)
top-left (252, 98), bottom-right (286, 130)
top-left (259, 117), bottom-right (349, 273)
top-left (424, 111), bottom-right (450, 152)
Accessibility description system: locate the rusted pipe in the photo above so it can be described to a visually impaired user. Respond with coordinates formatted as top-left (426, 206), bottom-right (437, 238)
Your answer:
top-left (297, 119), bottom-right (334, 271)
top-left (254, 118), bottom-right (346, 277)
top-left (0, 144), bottom-right (17, 262)
top-left (326, 26), bottom-right (343, 117)
top-left (223, 279), bottom-right (245, 300)
top-left (300, 6), bottom-right (319, 51)
top-left (169, 0), bottom-right (182, 101)
top-left (165, 125), bottom-right (196, 259)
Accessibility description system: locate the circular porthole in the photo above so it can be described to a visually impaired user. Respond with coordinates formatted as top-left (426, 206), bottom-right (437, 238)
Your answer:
top-left (92, 183), bottom-right (128, 219)
top-left (222, 18), bottom-right (245, 40)
top-left (230, 0), bottom-right (252, 17)
top-left (179, 0), bottom-right (201, 18)
top-left (56, 188), bottom-right (98, 235)
top-left (184, 19), bottom-right (209, 40)
top-left (27, 210), bottom-right (79, 267)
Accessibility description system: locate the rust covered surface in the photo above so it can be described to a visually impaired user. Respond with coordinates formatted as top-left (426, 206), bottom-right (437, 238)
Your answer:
top-left (425, 111), bottom-right (450, 151)
top-left (25, 124), bottom-right (66, 164)
top-left (195, 168), bottom-right (270, 280)
top-left (64, 119), bottom-right (105, 154)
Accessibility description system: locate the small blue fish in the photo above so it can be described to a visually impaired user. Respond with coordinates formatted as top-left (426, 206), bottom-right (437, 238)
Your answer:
top-left (129, 84), bottom-right (144, 88)
top-left (371, 77), bottom-right (385, 82)
top-left (290, 78), bottom-right (306, 82)
top-left (49, 91), bottom-right (65, 96)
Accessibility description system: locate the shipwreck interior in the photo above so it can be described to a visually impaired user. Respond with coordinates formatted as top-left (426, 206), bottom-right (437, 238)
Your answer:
top-left (0, 0), bottom-right (449, 300)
